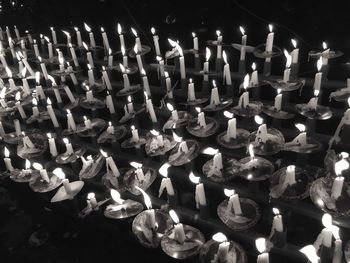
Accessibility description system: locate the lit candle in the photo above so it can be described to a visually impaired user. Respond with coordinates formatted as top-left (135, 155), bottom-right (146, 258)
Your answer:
top-left (136, 186), bottom-right (156, 229)
top-left (19, 52), bottom-right (35, 76)
top-left (14, 119), bottom-right (22, 136)
top-left (74, 27), bottom-right (82, 47)
top-left (15, 92), bottom-right (27, 119)
top-left (203, 47), bottom-right (211, 81)
top-left (21, 68), bottom-right (31, 96)
top-left (212, 232), bottom-right (230, 262)
top-left (14, 25), bottom-right (20, 39)
top-left (105, 91), bottom-right (115, 114)
top-left (47, 76), bottom-right (62, 104)
top-left (66, 110), bottom-right (77, 131)
top-left (210, 80), bottom-right (220, 106)
top-left (81, 155), bottom-right (93, 170)
top-left (314, 57), bottom-right (323, 92)
top-left (291, 39), bottom-right (299, 64)
top-left (83, 116), bottom-right (92, 129)
top-left (134, 44), bottom-right (144, 73)
top-left (169, 210), bottom-right (186, 244)
top-left (46, 98), bottom-right (59, 127)
top-left (274, 89), bottom-right (282, 111)
top-left (224, 188), bottom-right (242, 215)
top-left (151, 129), bottom-right (164, 148)
top-left (54, 168), bottom-right (72, 195)
top-left (63, 138), bottom-right (74, 154)
top-left (331, 159), bottom-right (349, 200)
top-left (255, 115), bottom-right (268, 144)
top-left (85, 85), bottom-right (94, 102)
top-left (121, 46), bottom-right (128, 68)
top-left (271, 208), bottom-right (283, 232)
top-left (102, 66), bottom-right (112, 91)
top-left (167, 102), bottom-right (178, 121)
top-left (196, 107), bottom-right (206, 128)
top-left (256, 238), bottom-right (269, 263)
top-left (222, 51), bottom-right (232, 85)
top-left (283, 49), bottom-right (292, 82)
top-left (224, 111), bottom-right (237, 139)
top-left (50, 27), bottom-right (57, 45)
top-left (216, 30), bottom-right (222, 59)
top-left (31, 98), bottom-right (39, 117)
top-left (0, 46), bottom-right (9, 68)
top-left (285, 165), bottom-right (296, 186)
top-left (239, 26), bottom-right (247, 60)
top-left (141, 69), bottom-right (151, 96)
top-left (108, 48), bottom-right (113, 67)
top-left (40, 34), bottom-right (45, 46)
top-left (47, 133), bottom-right (58, 157)
top-left (87, 192), bottom-right (98, 209)
top-left (87, 64), bottom-right (95, 86)
top-left (69, 43), bottom-right (79, 67)
top-left (0, 88), bottom-right (7, 108)
top-left (188, 78), bottom-right (196, 101)
top-left (33, 39), bottom-right (40, 57)
top-left (189, 172), bottom-right (207, 209)
top-left (83, 42), bottom-right (94, 68)
top-left (43, 36), bottom-right (53, 59)
top-left (62, 30), bottom-right (71, 46)
top-left (0, 121), bottom-right (5, 136)
top-left (84, 23), bottom-right (96, 48)
top-left (119, 64), bottom-right (131, 90)
top-left (117, 23), bottom-right (125, 51)
top-left (265, 24), bottom-right (274, 62)
top-left (100, 27), bottom-right (110, 52)
top-left (5, 67), bottom-right (17, 90)
top-left (3, 147), bottom-right (14, 172)
top-left (22, 132), bottom-right (35, 149)
top-left (100, 150), bottom-right (120, 177)
top-left (322, 42), bottom-right (330, 65)
top-left (213, 152), bottom-right (223, 171)
top-left (192, 32), bottom-right (199, 51)
top-left (250, 63), bottom-right (258, 86)
top-left (300, 245), bottom-right (319, 263)
top-left (320, 213), bottom-right (333, 248)
top-left (33, 163), bottom-right (50, 183)
top-left (131, 125), bottom-right (139, 142)
top-left (126, 95), bottom-right (134, 114)
top-left (164, 71), bottom-right (173, 99)
top-left (333, 229), bottom-right (342, 263)
top-left (106, 122), bottom-right (114, 134)
top-left (308, 90), bottom-right (320, 111)
top-left (131, 27), bottom-right (142, 52)
top-left (67, 63), bottom-right (78, 85)
top-left (151, 27), bottom-right (161, 56)
top-left (156, 56), bottom-right (165, 77)
top-left (158, 163), bottom-right (175, 197)
top-left (292, 124), bottom-right (307, 146)
top-left (145, 92), bottom-right (157, 123)
top-left (35, 72), bottom-right (46, 99)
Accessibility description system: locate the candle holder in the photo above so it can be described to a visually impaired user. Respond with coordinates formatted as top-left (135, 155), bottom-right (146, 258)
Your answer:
top-left (217, 198), bottom-right (261, 231)
top-left (76, 118), bottom-right (106, 137)
top-left (51, 180), bottom-right (84, 202)
top-left (206, 39), bottom-right (229, 47)
top-left (104, 199), bottom-right (144, 219)
top-left (253, 44), bottom-right (282, 59)
top-left (17, 133), bottom-right (48, 159)
top-left (232, 43), bottom-right (255, 53)
top-left (202, 156), bottom-right (241, 182)
top-left (3, 131), bottom-right (27, 144)
top-left (330, 87), bottom-right (350, 102)
top-left (81, 80), bottom-right (106, 93)
top-left (121, 134), bottom-right (147, 149)
top-left (50, 68), bottom-right (71, 78)
top-left (160, 224), bottom-right (205, 259)
top-left (262, 105), bottom-right (295, 120)
top-left (79, 198), bottom-right (110, 218)
top-left (267, 78), bottom-right (305, 92)
top-left (78, 96), bottom-right (105, 110)
top-left (310, 176), bottom-right (350, 217)
top-left (119, 107), bottom-right (145, 124)
top-left (79, 153), bottom-right (104, 179)
top-left (162, 111), bottom-right (192, 130)
top-left (248, 128), bottom-right (285, 155)
top-left (238, 156), bottom-right (274, 181)
top-left (168, 139), bottom-right (200, 166)
top-left (308, 50), bottom-right (343, 60)
top-left (55, 146), bottom-right (86, 164)
top-left (115, 84), bottom-right (142, 97)
top-left (145, 134), bottom-right (177, 157)
top-left (179, 97), bottom-right (209, 107)
top-left (114, 65), bottom-right (138, 75)
top-left (132, 208), bottom-right (172, 248)
top-left (128, 45), bottom-right (151, 57)
top-left (203, 99), bottom-right (233, 112)
top-left (123, 167), bottom-right (157, 195)
top-left (230, 101), bottom-right (263, 117)
top-left (9, 168), bottom-right (39, 183)
top-left (186, 117), bottom-right (219, 138)
top-left (63, 100), bottom-right (80, 111)
top-left (199, 239), bottom-right (248, 263)
top-left (101, 167), bottom-right (129, 191)
top-left (295, 103), bottom-right (333, 120)
top-left (97, 125), bottom-right (127, 144)
top-left (216, 128), bottom-right (250, 149)
top-left (29, 172), bottom-right (63, 193)
top-left (26, 111), bottom-right (51, 125)
top-left (269, 166), bottom-right (312, 201)
top-left (284, 137), bottom-right (322, 153)
top-left (165, 49), bottom-right (180, 60)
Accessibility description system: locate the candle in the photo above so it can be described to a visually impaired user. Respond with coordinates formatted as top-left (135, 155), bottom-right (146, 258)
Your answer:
top-left (33, 39), bottom-right (40, 57)
top-left (0, 47), bottom-right (9, 68)
top-left (108, 48), bottom-right (113, 67)
top-left (250, 63), bottom-right (258, 86)
top-left (300, 245), bottom-right (319, 263)
top-left (35, 72), bottom-right (46, 99)
top-left (40, 34), bottom-right (45, 46)
top-left (5, 67), bottom-right (16, 90)
top-left (67, 64), bottom-right (78, 85)
top-left (240, 26), bottom-right (247, 60)
top-left (321, 213), bottom-right (333, 248)
top-left (137, 187), bottom-right (156, 229)
top-left (166, 103), bottom-right (178, 121)
top-left (119, 64), bottom-right (131, 90)
top-left (274, 89), bottom-right (282, 111)
top-left (126, 95), bottom-right (134, 114)
top-left (87, 64), bottom-right (95, 86)
top-left (210, 81), bottom-right (220, 106)
top-left (192, 32), bottom-right (199, 51)
top-left (63, 85), bottom-right (76, 103)
top-left (50, 27), bottom-right (57, 45)
top-left (213, 152), bottom-right (223, 171)
top-left (204, 47), bottom-right (211, 81)
top-left (14, 119), bottom-right (21, 136)
top-left (314, 57), bottom-right (323, 92)
top-left (106, 122), bottom-right (114, 134)
top-left (255, 115), bottom-right (268, 143)
top-left (272, 208), bottom-right (283, 232)
top-left (196, 107), bottom-right (206, 128)
top-left (265, 24), bottom-right (274, 62)
top-left (15, 92), bottom-right (27, 119)
top-left (216, 30), bottom-right (222, 59)
top-left (20, 53), bottom-right (35, 76)
top-left (156, 56), bottom-right (165, 77)
top-left (31, 98), bottom-right (39, 117)
top-left (33, 163), bottom-right (50, 183)
top-left (0, 88), bottom-right (7, 108)
top-left (291, 39), bottom-right (299, 64)
top-left (283, 49), bottom-right (292, 82)
top-left (46, 98), bottom-right (59, 127)
top-left (0, 121), bottom-right (5, 136)
top-left (47, 76), bottom-right (62, 104)
top-left (169, 210), bottom-right (186, 244)
top-left (47, 133), bottom-right (58, 157)
top-left (187, 78), bottom-right (196, 101)
top-left (331, 159), bottom-right (349, 199)
top-left (222, 51), bottom-right (232, 85)
top-left (158, 163), bottom-right (175, 197)
top-left (308, 90), bottom-right (319, 110)
top-left (141, 69), bottom-right (151, 96)
top-left (164, 71), bottom-right (173, 99)
top-left (100, 27), bottom-right (110, 52)
top-left (134, 44), bottom-right (144, 73)
top-left (83, 42), bottom-right (94, 68)
top-left (63, 138), bottom-right (74, 154)
top-left (14, 25), bottom-right (20, 39)
top-left (87, 192), bottom-right (98, 209)
top-left (74, 27), bottom-right (82, 47)
top-left (333, 237), bottom-right (343, 263)
top-left (117, 23), bottom-right (125, 51)
top-left (3, 147), bottom-right (14, 172)
top-left (131, 125), bottom-right (139, 142)
top-left (145, 93), bottom-right (157, 123)
top-left (100, 150), bottom-right (120, 177)
top-left (212, 232), bottom-right (230, 262)
top-left (224, 188), bottom-right (242, 215)
top-left (83, 116), bottom-right (92, 129)
top-left (256, 238), bottom-right (269, 263)
top-left (85, 86), bottom-right (94, 102)
top-left (189, 172), bottom-right (207, 209)
top-left (131, 27), bottom-right (142, 52)
top-left (151, 27), bottom-right (161, 56)
top-left (102, 66), bottom-right (112, 91)
top-left (285, 165), bottom-right (296, 185)
top-left (43, 36), bottom-right (53, 59)
top-left (224, 111), bottom-right (237, 139)
top-left (106, 91), bottom-right (115, 114)
top-left (62, 30), bottom-right (71, 46)
top-left (84, 23), bottom-right (96, 48)
top-left (22, 132), bottom-right (35, 149)
top-left (322, 42), bottom-right (329, 65)
top-left (151, 129), bottom-right (164, 148)
top-left (66, 110), bottom-right (77, 131)
top-left (69, 43), bottom-right (79, 67)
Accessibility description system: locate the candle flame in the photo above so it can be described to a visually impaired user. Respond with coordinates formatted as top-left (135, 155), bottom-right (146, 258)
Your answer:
top-left (141, 68), bottom-right (146, 76)
top-left (202, 147), bottom-right (219, 155)
top-left (144, 91), bottom-right (148, 100)
top-left (15, 91), bottom-right (20, 101)
top-left (189, 78), bottom-right (193, 83)
top-left (212, 80), bottom-right (216, 87)
top-left (127, 95), bottom-right (132, 103)
top-left (32, 162), bottom-right (43, 170)
top-left (84, 23), bottom-right (91, 32)
top-left (251, 62), bottom-right (256, 71)
top-left (166, 103), bottom-right (174, 112)
top-left (74, 27), bottom-right (79, 32)
top-left (4, 146), bottom-right (9, 157)
top-left (224, 188), bottom-right (235, 197)
top-left (37, 56), bottom-right (42, 62)
top-left (277, 88), bottom-right (281, 94)
top-left (111, 189), bottom-right (123, 204)
top-left (212, 232), bottom-right (227, 243)
top-left (87, 192), bottom-right (95, 199)
top-left (25, 159), bottom-right (31, 170)
top-left (248, 144), bottom-right (255, 159)
top-left (50, 27), bottom-right (54, 31)
top-left (47, 97), bottom-right (52, 105)
top-left (195, 107), bottom-right (201, 113)
top-left (32, 97), bottom-right (37, 106)
top-left (272, 208), bottom-right (280, 215)
top-left (243, 74), bottom-right (250, 90)
top-left (295, 123), bottom-right (306, 132)
top-left (177, 45), bottom-right (183, 57)
top-left (223, 110), bottom-right (234, 119)
top-left (172, 131), bottom-right (182, 143)
top-left (100, 27), bottom-right (104, 32)
top-left (239, 26), bottom-right (245, 35)
top-left (348, 97), bottom-right (350, 107)
top-left (300, 245), bottom-right (319, 263)
top-left (46, 133), bottom-right (52, 139)
top-left (159, 163), bottom-right (171, 177)
top-left (317, 57), bottom-right (323, 71)
top-left (136, 186), bottom-right (152, 209)
top-left (340, 152), bottom-right (349, 159)
top-left (151, 27), bottom-right (155, 35)
top-left (222, 51), bottom-right (228, 64)
top-left (216, 30), bottom-right (221, 37)
top-left (119, 63), bottom-right (125, 73)
top-left (108, 48), bottom-right (112, 56)
top-left (254, 115), bottom-right (263, 125)
top-left (192, 32), bottom-right (196, 38)
top-left (334, 159), bottom-right (349, 176)
top-left (131, 27), bottom-right (138, 37)
top-left (205, 47), bottom-right (211, 61)
top-left (82, 42), bottom-right (89, 51)
top-left (189, 172), bottom-right (200, 184)
top-left (87, 64), bottom-right (92, 70)
top-left (314, 89), bottom-right (320, 97)
top-left (62, 30), bottom-right (70, 37)
top-left (168, 38), bottom-right (177, 47)
top-left (169, 209), bottom-right (180, 224)
top-left (322, 41), bottom-right (327, 50)
top-left (99, 149), bottom-right (108, 158)
top-left (164, 71), bottom-right (169, 78)
top-left (255, 238), bottom-right (266, 253)
top-left (53, 168), bottom-right (65, 179)
top-left (129, 161), bottom-right (142, 169)
top-left (268, 24), bottom-right (273, 33)
top-left (102, 66), bottom-right (106, 71)
top-left (291, 39), bottom-right (297, 48)
top-left (156, 56), bottom-right (162, 62)
top-left (131, 125), bottom-right (135, 131)
top-left (117, 23), bottom-right (122, 35)
top-left (284, 49), bottom-right (292, 68)
top-left (150, 129), bottom-right (159, 136)
top-left (63, 138), bottom-right (69, 144)
top-left (322, 213), bottom-right (332, 228)
top-left (44, 36), bottom-right (50, 42)
top-left (287, 165), bottom-right (295, 175)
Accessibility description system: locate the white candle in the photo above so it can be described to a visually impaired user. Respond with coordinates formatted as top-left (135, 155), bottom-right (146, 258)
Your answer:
top-left (192, 32), bottom-right (198, 51)
top-left (87, 193), bottom-right (98, 209)
top-left (101, 27), bottom-right (110, 51)
top-left (195, 183), bottom-right (206, 207)
top-left (14, 25), bottom-right (20, 39)
top-left (146, 98), bottom-right (157, 123)
top-left (84, 23), bottom-right (96, 48)
top-left (250, 63), bottom-right (259, 86)
top-left (83, 116), bottom-right (92, 129)
top-left (223, 51), bottom-right (232, 85)
top-left (217, 241), bottom-right (230, 262)
top-left (213, 153), bottom-right (223, 171)
top-left (331, 176), bottom-right (344, 200)
top-left (23, 134), bottom-right (35, 148)
top-left (46, 98), bottom-right (59, 127)
top-left (240, 26), bottom-right (247, 60)
top-left (117, 23), bottom-right (125, 51)
top-left (32, 98), bottom-right (39, 117)
top-left (108, 48), bottom-right (113, 67)
top-left (265, 24), bottom-right (274, 52)
top-left (47, 133), bottom-right (58, 157)
top-left (141, 69), bottom-right (151, 96)
top-left (62, 30), bottom-right (71, 46)
top-left (322, 42), bottom-right (330, 65)
top-left (0, 121), bottom-right (5, 136)
top-left (210, 86), bottom-right (220, 105)
top-left (50, 27), bottom-right (57, 45)
top-left (179, 141), bottom-right (188, 153)
top-left (157, 56), bottom-right (165, 77)
top-left (151, 27), bottom-right (161, 56)
top-left (66, 110), bottom-right (77, 131)
top-left (131, 28), bottom-right (142, 52)
top-left (74, 27), bottom-right (82, 47)
top-left (227, 118), bottom-right (237, 139)
top-left (33, 40), bottom-right (40, 57)
top-left (256, 124), bottom-right (268, 143)
top-left (197, 112), bottom-right (206, 128)
top-left (169, 210), bottom-right (186, 244)
top-left (86, 87), bottom-right (94, 102)
top-left (165, 72), bottom-right (173, 98)
top-left (256, 238), bottom-right (269, 263)
top-left (291, 39), bottom-right (299, 64)
top-left (63, 138), bottom-right (74, 154)
top-left (131, 125), bottom-right (139, 142)
top-left (272, 208), bottom-right (283, 232)
top-left (226, 189), bottom-right (242, 215)
top-left (102, 67), bottom-right (112, 91)
top-left (127, 96), bottom-right (134, 114)
top-left (87, 64), bottom-right (95, 86)
top-left (314, 57), bottom-right (323, 92)
top-left (135, 48), bottom-right (144, 73)
top-left (86, 51), bottom-right (94, 68)
top-left (3, 147), bottom-right (14, 171)
top-left (204, 47), bottom-right (211, 81)
top-left (106, 122), bottom-right (114, 134)
top-left (159, 177), bottom-right (175, 197)
top-left (216, 30), bottom-right (222, 59)
top-left (106, 92), bottom-right (115, 114)
top-left (188, 79), bottom-right (196, 101)
top-left (69, 44), bottom-right (79, 67)
top-left (14, 119), bottom-right (21, 136)
top-left (285, 165), bottom-right (296, 185)
top-left (333, 239), bottom-right (342, 263)
top-left (274, 91), bottom-right (282, 111)
top-left (15, 94), bottom-right (27, 119)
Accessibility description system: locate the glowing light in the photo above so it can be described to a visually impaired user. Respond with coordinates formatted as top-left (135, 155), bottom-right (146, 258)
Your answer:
top-left (159, 163), bottom-right (171, 177)
top-left (189, 172), bottom-right (200, 184)
top-left (255, 238), bottom-right (266, 253)
top-left (295, 123), bottom-right (306, 132)
top-left (239, 26), bottom-right (245, 35)
top-left (223, 111), bottom-right (234, 119)
top-left (169, 209), bottom-right (180, 224)
top-left (53, 168), bottom-right (65, 179)
top-left (84, 23), bottom-right (91, 32)
top-left (224, 188), bottom-right (235, 197)
top-left (254, 115), bottom-right (263, 125)
top-left (205, 47), bottom-right (211, 61)
top-left (212, 232), bottom-right (227, 242)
